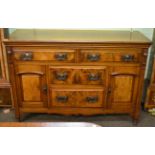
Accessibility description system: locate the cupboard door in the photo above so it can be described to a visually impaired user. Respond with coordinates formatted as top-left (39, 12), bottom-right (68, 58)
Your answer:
top-left (15, 65), bottom-right (47, 108)
top-left (109, 67), bottom-right (139, 109)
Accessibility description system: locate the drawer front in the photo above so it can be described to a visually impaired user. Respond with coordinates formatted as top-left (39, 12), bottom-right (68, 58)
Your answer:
top-left (113, 51), bottom-right (140, 62)
top-left (50, 67), bottom-right (76, 85)
top-left (76, 89), bottom-right (104, 108)
top-left (80, 49), bottom-right (141, 63)
top-left (50, 88), bottom-right (105, 108)
top-left (12, 48), bottom-right (76, 62)
top-left (49, 66), bottom-right (107, 85)
top-left (80, 50), bottom-right (113, 62)
top-left (51, 89), bottom-right (77, 107)
top-left (78, 67), bottom-right (107, 85)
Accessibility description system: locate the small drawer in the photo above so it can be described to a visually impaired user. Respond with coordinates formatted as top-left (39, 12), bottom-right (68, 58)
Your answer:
top-left (12, 48), bottom-right (76, 62)
top-left (50, 67), bottom-right (76, 85)
top-left (51, 89), bottom-right (76, 107)
top-left (78, 67), bottom-right (107, 85)
top-left (80, 50), bottom-right (113, 62)
top-left (76, 89), bottom-right (104, 108)
top-left (113, 50), bottom-right (140, 62)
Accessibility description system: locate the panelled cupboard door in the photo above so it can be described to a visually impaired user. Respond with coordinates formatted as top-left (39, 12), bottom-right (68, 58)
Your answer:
top-left (109, 66), bottom-right (139, 109)
top-left (15, 65), bottom-right (47, 108)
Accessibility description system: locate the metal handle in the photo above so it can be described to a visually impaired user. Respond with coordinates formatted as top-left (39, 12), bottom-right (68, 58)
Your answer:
top-left (56, 96), bottom-right (68, 103)
top-left (55, 53), bottom-right (67, 61)
top-left (42, 85), bottom-right (48, 93)
top-left (88, 73), bottom-right (100, 81)
top-left (87, 53), bottom-right (100, 61)
top-left (7, 50), bottom-right (12, 55)
top-left (86, 96), bottom-right (98, 103)
top-left (121, 55), bottom-right (134, 62)
top-left (56, 72), bottom-right (68, 81)
top-left (20, 52), bottom-right (33, 61)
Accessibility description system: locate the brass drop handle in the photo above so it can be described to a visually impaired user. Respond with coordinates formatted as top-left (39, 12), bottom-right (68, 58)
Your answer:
top-left (87, 53), bottom-right (100, 61)
top-left (88, 73), bottom-right (100, 81)
top-left (55, 53), bottom-right (67, 61)
top-left (20, 52), bottom-right (33, 61)
top-left (56, 72), bottom-right (68, 81)
top-left (86, 96), bottom-right (98, 103)
top-left (121, 54), bottom-right (134, 62)
top-left (56, 96), bottom-right (68, 103)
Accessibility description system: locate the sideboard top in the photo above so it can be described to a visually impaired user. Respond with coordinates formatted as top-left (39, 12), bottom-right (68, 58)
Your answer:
top-left (4, 29), bottom-right (151, 45)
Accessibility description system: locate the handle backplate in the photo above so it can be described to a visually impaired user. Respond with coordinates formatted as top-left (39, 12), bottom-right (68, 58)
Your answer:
top-left (56, 72), bottom-right (68, 81)
top-left (56, 96), bottom-right (68, 103)
top-left (121, 54), bottom-right (134, 62)
top-left (86, 96), bottom-right (98, 103)
top-left (55, 53), bottom-right (67, 61)
top-left (87, 53), bottom-right (100, 61)
top-left (20, 52), bottom-right (33, 61)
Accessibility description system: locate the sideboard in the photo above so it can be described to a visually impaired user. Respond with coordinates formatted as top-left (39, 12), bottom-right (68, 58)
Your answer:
top-left (3, 29), bottom-right (151, 122)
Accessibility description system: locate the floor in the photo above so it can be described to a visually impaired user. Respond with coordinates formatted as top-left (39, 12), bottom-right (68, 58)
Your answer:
top-left (0, 108), bottom-right (155, 127)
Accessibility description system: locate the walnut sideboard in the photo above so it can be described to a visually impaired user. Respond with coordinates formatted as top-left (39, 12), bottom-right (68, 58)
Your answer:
top-left (3, 29), bottom-right (151, 122)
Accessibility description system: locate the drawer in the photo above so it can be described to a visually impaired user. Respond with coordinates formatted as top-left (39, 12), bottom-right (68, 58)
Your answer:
top-left (12, 48), bottom-right (76, 62)
top-left (50, 67), bottom-right (76, 85)
top-left (78, 67), bottom-right (107, 85)
top-left (50, 88), bottom-right (105, 108)
top-left (76, 89), bottom-right (104, 108)
top-left (113, 50), bottom-right (140, 62)
top-left (51, 89), bottom-right (76, 107)
top-left (49, 66), bottom-right (107, 85)
top-left (80, 49), bottom-right (141, 63)
top-left (80, 50), bottom-right (113, 62)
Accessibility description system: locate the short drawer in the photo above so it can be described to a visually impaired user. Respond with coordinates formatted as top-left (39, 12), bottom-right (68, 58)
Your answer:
top-left (76, 89), bottom-right (104, 108)
top-left (50, 88), bottom-right (105, 108)
top-left (113, 50), bottom-right (140, 62)
top-left (12, 48), bottom-right (76, 62)
top-left (49, 66), bottom-right (107, 85)
top-left (51, 89), bottom-right (76, 107)
top-left (80, 49), bottom-right (113, 62)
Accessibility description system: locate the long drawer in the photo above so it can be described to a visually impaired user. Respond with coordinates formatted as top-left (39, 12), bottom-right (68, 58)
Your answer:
top-left (12, 48), bottom-right (76, 62)
top-left (50, 88), bottom-right (105, 108)
top-left (49, 66), bottom-right (107, 85)
top-left (80, 49), bottom-right (141, 63)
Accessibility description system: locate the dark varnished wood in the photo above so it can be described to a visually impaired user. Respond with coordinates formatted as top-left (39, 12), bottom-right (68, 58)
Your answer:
top-left (3, 29), bottom-right (151, 122)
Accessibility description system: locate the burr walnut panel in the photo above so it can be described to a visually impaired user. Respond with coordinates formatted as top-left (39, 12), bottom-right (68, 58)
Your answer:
top-left (50, 88), bottom-right (104, 108)
top-left (109, 66), bottom-right (139, 109)
top-left (49, 66), bottom-right (107, 85)
top-left (15, 65), bottom-right (47, 108)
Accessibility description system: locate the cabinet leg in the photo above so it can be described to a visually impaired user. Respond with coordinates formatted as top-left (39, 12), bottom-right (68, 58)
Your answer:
top-left (131, 115), bottom-right (139, 126)
top-left (132, 119), bottom-right (138, 126)
top-left (15, 110), bottom-right (23, 122)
